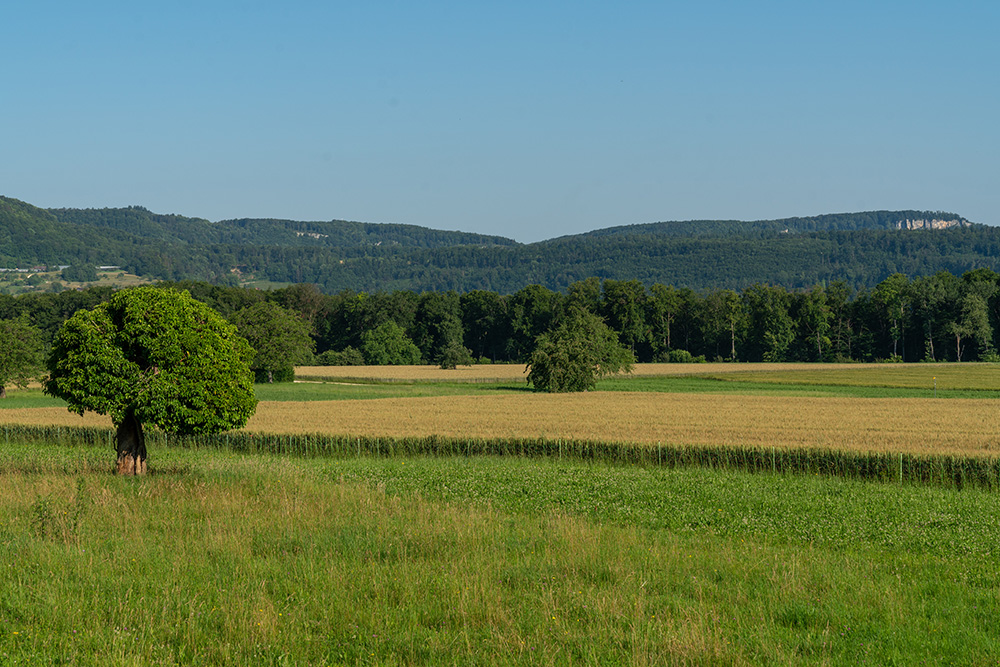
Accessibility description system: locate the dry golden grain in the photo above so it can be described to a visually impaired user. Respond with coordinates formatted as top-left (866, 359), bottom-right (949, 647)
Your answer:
top-left (9, 390), bottom-right (999, 458)
top-left (242, 393), bottom-right (1000, 458)
top-left (0, 409), bottom-right (111, 428)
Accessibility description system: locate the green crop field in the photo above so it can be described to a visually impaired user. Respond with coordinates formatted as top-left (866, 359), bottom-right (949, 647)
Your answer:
top-left (1, 363), bottom-right (999, 664)
top-left (0, 440), bottom-right (997, 665)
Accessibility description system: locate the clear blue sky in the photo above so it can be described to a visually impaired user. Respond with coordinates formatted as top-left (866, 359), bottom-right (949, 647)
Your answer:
top-left (3, 1), bottom-right (997, 242)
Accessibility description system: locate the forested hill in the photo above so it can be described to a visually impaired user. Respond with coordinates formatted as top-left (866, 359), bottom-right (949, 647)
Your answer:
top-left (2, 195), bottom-right (997, 293)
top-left (47, 204), bottom-right (517, 249)
top-left (566, 210), bottom-right (971, 239)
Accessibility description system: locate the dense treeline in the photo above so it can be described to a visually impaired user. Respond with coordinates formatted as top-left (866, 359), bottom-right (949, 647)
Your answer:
top-left (5, 270), bottom-right (1000, 366)
top-left (3, 196), bottom-right (995, 294)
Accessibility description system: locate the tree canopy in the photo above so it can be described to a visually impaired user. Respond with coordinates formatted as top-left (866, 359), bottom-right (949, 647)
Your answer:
top-left (361, 320), bottom-right (422, 365)
top-left (231, 301), bottom-right (314, 382)
top-left (61, 264), bottom-right (99, 283)
top-left (527, 308), bottom-right (634, 392)
top-left (0, 315), bottom-right (45, 398)
top-left (13, 266), bottom-right (1000, 376)
top-left (45, 287), bottom-right (257, 474)
top-left (438, 341), bottom-right (474, 369)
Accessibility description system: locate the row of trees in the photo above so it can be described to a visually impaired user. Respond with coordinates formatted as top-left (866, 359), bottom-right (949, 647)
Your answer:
top-left (3, 268), bottom-right (1000, 398)
top-left (204, 269), bottom-right (1000, 366)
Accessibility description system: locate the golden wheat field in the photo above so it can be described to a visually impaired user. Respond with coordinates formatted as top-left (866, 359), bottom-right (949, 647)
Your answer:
top-left (8, 392), bottom-right (1000, 458)
top-left (250, 393), bottom-right (1000, 457)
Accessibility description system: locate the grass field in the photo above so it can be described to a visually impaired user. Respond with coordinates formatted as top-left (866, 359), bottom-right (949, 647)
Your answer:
top-left (0, 270), bottom-right (153, 296)
top-left (0, 441), bottom-right (997, 665)
top-left (2, 362), bottom-right (999, 663)
top-left (703, 363), bottom-right (1000, 391)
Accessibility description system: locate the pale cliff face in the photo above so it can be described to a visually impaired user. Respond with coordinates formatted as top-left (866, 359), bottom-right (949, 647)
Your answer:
top-left (894, 218), bottom-right (968, 230)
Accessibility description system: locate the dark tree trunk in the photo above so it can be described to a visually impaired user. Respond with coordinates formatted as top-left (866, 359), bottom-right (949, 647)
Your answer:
top-left (116, 409), bottom-right (147, 475)
top-left (0, 385), bottom-right (6, 399)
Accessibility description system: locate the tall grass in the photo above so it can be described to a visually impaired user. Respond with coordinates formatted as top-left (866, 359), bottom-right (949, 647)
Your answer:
top-left (5, 423), bottom-right (998, 491)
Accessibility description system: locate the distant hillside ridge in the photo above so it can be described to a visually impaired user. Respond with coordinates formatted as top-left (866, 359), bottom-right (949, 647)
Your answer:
top-left (0, 196), bottom-right (141, 268)
top-left (563, 210), bottom-right (973, 240)
top-left (48, 205), bottom-right (518, 249)
top-left (2, 195), bottom-right (996, 294)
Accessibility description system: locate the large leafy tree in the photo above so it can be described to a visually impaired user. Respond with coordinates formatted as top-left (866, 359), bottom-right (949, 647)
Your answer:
top-left (437, 341), bottom-right (474, 369)
top-left (825, 280), bottom-right (856, 361)
top-left (460, 289), bottom-right (509, 361)
top-left (507, 284), bottom-right (563, 362)
top-left (361, 320), bottom-right (422, 365)
top-left (566, 277), bottom-right (602, 313)
top-left (909, 272), bottom-right (959, 361)
top-left (411, 291), bottom-right (464, 362)
top-left (527, 308), bottom-right (634, 392)
top-left (704, 289), bottom-right (745, 361)
top-left (231, 301), bottom-right (315, 383)
top-left (950, 273), bottom-right (997, 361)
top-left (741, 284), bottom-right (796, 362)
top-left (601, 279), bottom-right (650, 357)
top-left (792, 285), bottom-right (832, 361)
top-left (959, 269), bottom-right (999, 360)
top-left (0, 315), bottom-right (45, 398)
top-left (647, 283), bottom-right (683, 356)
top-left (872, 273), bottom-right (911, 359)
top-left (61, 264), bottom-right (99, 283)
top-left (45, 287), bottom-right (257, 475)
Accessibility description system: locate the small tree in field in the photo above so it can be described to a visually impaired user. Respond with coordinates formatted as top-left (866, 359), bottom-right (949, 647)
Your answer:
top-left (527, 308), bottom-right (634, 392)
top-left (45, 287), bottom-right (257, 475)
top-left (438, 341), bottom-right (474, 369)
top-left (0, 315), bottom-right (45, 399)
top-left (361, 321), bottom-right (422, 365)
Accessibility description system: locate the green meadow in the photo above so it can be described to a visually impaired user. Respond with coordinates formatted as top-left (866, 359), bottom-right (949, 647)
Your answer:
top-left (0, 441), bottom-right (998, 664)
